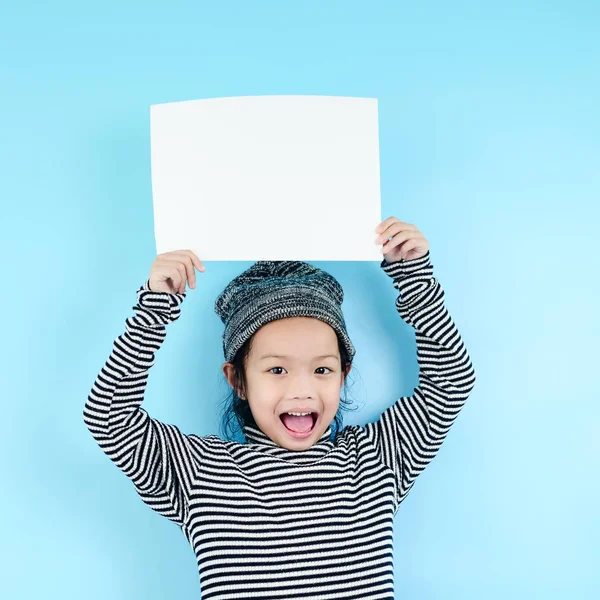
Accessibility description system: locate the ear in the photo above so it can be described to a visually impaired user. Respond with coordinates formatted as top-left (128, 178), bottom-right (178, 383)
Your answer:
top-left (341, 363), bottom-right (352, 387)
top-left (223, 362), bottom-right (246, 400)
top-left (222, 363), bottom-right (234, 388)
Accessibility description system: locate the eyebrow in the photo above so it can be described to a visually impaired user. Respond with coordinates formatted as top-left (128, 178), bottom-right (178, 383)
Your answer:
top-left (259, 354), bottom-right (339, 361)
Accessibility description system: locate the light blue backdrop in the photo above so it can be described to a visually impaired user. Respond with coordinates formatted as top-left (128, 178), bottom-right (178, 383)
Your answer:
top-left (2, 1), bottom-right (598, 598)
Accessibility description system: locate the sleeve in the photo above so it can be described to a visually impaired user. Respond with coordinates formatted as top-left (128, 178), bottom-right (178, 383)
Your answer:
top-left (83, 279), bottom-right (197, 528)
top-left (363, 250), bottom-right (476, 513)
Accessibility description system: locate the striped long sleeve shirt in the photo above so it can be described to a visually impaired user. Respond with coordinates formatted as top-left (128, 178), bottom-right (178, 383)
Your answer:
top-left (83, 250), bottom-right (476, 600)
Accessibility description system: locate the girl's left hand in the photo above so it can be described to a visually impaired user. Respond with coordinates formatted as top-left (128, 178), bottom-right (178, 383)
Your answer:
top-left (374, 217), bottom-right (430, 263)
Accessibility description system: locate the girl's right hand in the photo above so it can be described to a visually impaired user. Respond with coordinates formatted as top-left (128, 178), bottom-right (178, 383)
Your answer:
top-left (148, 250), bottom-right (206, 294)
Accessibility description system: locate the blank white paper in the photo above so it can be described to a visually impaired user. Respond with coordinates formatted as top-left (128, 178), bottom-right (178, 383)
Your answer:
top-left (150, 95), bottom-right (383, 261)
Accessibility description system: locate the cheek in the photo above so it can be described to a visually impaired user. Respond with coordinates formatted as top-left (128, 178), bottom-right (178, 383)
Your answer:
top-left (324, 395), bottom-right (340, 413)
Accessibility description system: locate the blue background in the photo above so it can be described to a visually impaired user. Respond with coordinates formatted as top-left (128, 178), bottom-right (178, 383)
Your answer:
top-left (2, 1), bottom-right (598, 598)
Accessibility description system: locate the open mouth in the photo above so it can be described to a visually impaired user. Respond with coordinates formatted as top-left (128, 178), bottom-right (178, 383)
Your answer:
top-left (279, 412), bottom-right (318, 436)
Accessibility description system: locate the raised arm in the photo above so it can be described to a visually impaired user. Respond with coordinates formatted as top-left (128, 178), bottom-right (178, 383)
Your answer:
top-left (363, 250), bottom-right (476, 513)
top-left (83, 280), bottom-right (197, 528)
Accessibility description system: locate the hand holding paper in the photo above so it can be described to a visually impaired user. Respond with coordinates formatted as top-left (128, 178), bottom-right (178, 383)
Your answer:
top-left (148, 249), bottom-right (205, 294)
top-left (375, 217), bottom-right (430, 263)
top-left (145, 214), bottom-right (429, 295)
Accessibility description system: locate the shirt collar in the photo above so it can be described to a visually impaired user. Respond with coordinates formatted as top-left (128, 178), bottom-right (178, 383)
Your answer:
top-left (242, 422), bottom-right (334, 463)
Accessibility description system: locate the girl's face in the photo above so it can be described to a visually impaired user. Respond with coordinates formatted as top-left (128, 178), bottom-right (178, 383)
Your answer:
top-left (223, 317), bottom-right (351, 450)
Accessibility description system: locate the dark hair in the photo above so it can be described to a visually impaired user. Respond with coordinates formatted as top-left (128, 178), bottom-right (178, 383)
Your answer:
top-left (217, 331), bottom-right (358, 442)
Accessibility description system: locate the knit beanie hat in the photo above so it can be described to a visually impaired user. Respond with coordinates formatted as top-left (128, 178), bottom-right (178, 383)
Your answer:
top-left (214, 261), bottom-right (356, 364)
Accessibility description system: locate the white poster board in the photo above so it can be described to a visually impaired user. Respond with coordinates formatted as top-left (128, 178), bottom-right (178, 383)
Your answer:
top-left (150, 95), bottom-right (383, 261)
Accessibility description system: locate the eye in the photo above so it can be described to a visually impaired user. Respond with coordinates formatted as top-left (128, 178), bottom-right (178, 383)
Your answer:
top-left (268, 367), bottom-right (333, 375)
top-left (316, 367), bottom-right (333, 375)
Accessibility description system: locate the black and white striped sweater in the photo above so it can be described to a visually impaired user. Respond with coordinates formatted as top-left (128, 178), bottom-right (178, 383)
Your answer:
top-left (83, 250), bottom-right (476, 600)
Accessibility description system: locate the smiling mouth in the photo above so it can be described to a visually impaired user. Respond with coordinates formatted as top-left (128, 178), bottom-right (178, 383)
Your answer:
top-left (279, 412), bottom-right (319, 434)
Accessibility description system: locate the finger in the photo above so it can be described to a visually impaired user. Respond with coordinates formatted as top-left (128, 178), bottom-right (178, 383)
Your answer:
top-left (383, 230), bottom-right (423, 252)
top-left (375, 222), bottom-right (423, 245)
top-left (161, 261), bottom-right (183, 294)
top-left (174, 262), bottom-right (187, 294)
top-left (375, 216), bottom-right (399, 233)
top-left (162, 250), bottom-right (204, 272)
top-left (376, 219), bottom-right (418, 238)
top-left (163, 254), bottom-right (197, 290)
top-left (181, 256), bottom-right (196, 290)
top-left (383, 222), bottom-right (419, 239)
top-left (397, 238), bottom-right (425, 259)
top-left (185, 250), bottom-right (205, 273)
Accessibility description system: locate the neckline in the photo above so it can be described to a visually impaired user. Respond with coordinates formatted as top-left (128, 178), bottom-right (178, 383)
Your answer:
top-left (242, 422), bottom-right (334, 463)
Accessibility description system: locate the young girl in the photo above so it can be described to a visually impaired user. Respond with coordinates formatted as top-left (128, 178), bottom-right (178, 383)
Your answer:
top-left (84, 216), bottom-right (476, 599)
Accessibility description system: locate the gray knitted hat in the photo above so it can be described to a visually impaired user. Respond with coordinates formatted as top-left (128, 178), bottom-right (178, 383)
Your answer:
top-left (214, 261), bottom-right (356, 364)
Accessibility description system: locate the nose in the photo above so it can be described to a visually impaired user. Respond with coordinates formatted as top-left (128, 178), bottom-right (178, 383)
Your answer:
top-left (286, 374), bottom-right (317, 400)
